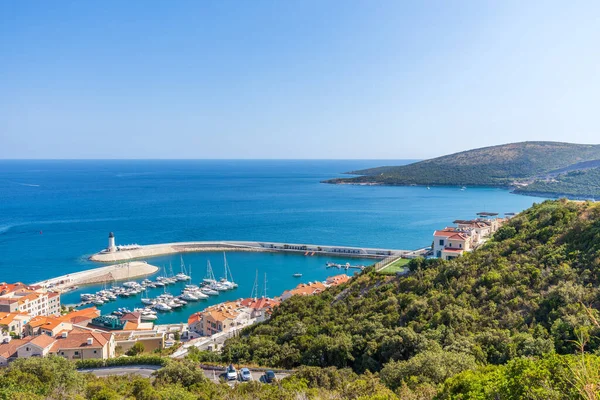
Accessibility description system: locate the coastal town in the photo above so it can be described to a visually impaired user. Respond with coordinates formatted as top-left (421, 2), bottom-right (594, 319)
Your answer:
top-left (0, 272), bottom-right (352, 365)
top-left (0, 212), bottom-right (509, 367)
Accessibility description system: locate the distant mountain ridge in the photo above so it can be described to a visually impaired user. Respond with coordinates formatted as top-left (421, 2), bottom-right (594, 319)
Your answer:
top-left (325, 141), bottom-right (600, 198)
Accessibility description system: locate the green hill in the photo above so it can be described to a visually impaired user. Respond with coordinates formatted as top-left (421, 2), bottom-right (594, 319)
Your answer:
top-left (514, 167), bottom-right (600, 199)
top-left (222, 199), bottom-right (600, 396)
top-left (325, 142), bottom-right (600, 197)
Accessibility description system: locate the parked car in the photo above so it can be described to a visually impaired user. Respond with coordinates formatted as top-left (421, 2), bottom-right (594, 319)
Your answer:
top-left (264, 370), bottom-right (276, 383)
top-left (226, 364), bottom-right (237, 381)
top-left (240, 367), bottom-right (252, 381)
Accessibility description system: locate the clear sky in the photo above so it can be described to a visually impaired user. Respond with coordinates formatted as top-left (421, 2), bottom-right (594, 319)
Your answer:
top-left (1, 1), bottom-right (599, 159)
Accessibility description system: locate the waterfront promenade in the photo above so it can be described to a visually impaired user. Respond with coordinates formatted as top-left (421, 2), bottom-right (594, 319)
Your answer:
top-left (34, 261), bottom-right (159, 291)
top-left (89, 240), bottom-right (415, 263)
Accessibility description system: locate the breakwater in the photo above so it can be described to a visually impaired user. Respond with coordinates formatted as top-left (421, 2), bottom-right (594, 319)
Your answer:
top-left (89, 240), bottom-right (420, 263)
top-left (34, 261), bottom-right (159, 291)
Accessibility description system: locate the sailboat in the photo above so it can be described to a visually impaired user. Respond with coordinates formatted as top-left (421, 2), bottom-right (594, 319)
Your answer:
top-left (203, 260), bottom-right (217, 284)
top-left (220, 253), bottom-right (238, 289)
top-left (175, 256), bottom-right (191, 281)
top-left (141, 289), bottom-right (154, 305)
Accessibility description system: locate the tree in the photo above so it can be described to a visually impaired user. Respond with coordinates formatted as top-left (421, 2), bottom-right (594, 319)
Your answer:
top-left (126, 342), bottom-right (145, 356)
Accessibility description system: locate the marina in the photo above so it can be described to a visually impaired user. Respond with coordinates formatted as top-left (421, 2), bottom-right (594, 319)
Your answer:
top-left (60, 251), bottom-right (375, 324)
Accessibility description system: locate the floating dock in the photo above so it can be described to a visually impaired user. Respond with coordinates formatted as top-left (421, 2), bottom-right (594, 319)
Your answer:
top-left (89, 240), bottom-right (416, 263)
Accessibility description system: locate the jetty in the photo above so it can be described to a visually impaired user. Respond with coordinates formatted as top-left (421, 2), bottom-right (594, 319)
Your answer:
top-left (34, 261), bottom-right (159, 292)
top-left (89, 239), bottom-right (416, 263)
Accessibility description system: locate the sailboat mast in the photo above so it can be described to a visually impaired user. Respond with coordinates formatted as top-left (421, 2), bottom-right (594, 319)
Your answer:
top-left (250, 270), bottom-right (258, 299)
top-left (263, 272), bottom-right (267, 299)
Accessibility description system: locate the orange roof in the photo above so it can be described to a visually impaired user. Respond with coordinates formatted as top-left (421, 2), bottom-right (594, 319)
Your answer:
top-left (47, 292), bottom-right (60, 298)
top-left (0, 283), bottom-right (25, 295)
top-left (0, 312), bottom-right (28, 326)
top-left (0, 338), bottom-right (31, 359)
top-left (60, 307), bottom-right (100, 323)
top-left (206, 308), bottom-right (238, 322)
top-left (434, 228), bottom-right (458, 237)
top-left (120, 312), bottom-right (141, 322)
top-left (188, 313), bottom-right (201, 325)
top-left (50, 330), bottom-right (111, 351)
top-left (29, 334), bottom-right (56, 349)
top-left (27, 316), bottom-right (50, 328)
top-left (240, 297), bottom-right (281, 310)
top-left (326, 274), bottom-right (350, 286)
top-left (41, 319), bottom-right (71, 332)
top-left (17, 292), bottom-right (43, 304)
top-left (283, 282), bottom-right (327, 298)
top-left (443, 248), bottom-right (464, 253)
top-left (123, 321), bottom-right (139, 330)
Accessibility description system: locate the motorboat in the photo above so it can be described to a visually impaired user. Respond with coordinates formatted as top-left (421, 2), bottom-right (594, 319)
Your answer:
top-left (181, 292), bottom-right (199, 301)
top-left (201, 288), bottom-right (219, 296)
top-left (153, 303), bottom-right (172, 311)
top-left (141, 313), bottom-right (158, 321)
top-left (293, 273), bottom-right (302, 277)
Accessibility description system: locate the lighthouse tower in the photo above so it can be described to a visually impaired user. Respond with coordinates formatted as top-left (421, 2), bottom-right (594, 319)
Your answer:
top-left (107, 232), bottom-right (116, 252)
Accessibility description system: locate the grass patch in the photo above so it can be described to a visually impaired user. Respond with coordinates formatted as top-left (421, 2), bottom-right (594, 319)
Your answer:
top-left (379, 258), bottom-right (410, 275)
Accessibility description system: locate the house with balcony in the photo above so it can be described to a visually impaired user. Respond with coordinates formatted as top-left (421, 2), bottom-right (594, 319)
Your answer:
top-left (433, 228), bottom-right (473, 260)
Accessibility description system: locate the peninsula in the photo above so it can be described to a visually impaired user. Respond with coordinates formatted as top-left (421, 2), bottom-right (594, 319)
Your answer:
top-left (324, 141), bottom-right (600, 199)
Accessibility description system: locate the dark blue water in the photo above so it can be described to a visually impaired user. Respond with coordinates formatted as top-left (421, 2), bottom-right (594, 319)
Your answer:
top-left (0, 160), bottom-right (543, 323)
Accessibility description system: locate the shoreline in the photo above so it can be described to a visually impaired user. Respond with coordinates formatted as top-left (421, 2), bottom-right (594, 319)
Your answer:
top-left (89, 240), bottom-right (420, 263)
top-left (34, 261), bottom-right (159, 292)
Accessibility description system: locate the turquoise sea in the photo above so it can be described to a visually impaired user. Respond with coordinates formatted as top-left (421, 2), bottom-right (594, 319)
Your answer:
top-left (0, 160), bottom-right (544, 323)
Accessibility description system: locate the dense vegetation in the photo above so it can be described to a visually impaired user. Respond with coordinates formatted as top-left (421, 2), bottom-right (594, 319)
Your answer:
top-left (4, 200), bottom-right (600, 398)
top-left (324, 142), bottom-right (600, 198)
top-left (0, 356), bottom-right (399, 399)
top-left (2, 352), bottom-right (600, 399)
top-left (222, 199), bottom-right (600, 396)
top-left (515, 168), bottom-right (600, 199)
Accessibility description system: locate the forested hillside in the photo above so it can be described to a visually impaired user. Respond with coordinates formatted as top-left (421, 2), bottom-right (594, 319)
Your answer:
top-left (223, 199), bottom-right (600, 397)
top-left (514, 168), bottom-right (600, 199)
top-left (325, 142), bottom-right (600, 198)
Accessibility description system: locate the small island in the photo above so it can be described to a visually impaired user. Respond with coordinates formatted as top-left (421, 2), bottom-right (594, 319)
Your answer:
top-left (324, 141), bottom-right (600, 199)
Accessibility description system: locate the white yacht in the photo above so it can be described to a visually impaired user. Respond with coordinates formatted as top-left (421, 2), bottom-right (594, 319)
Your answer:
top-left (220, 253), bottom-right (238, 289)
top-left (153, 303), bottom-right (172, 311)
top-left (175, 256), bottom-right (191, 281)
top-left (181, 292), bottom-right (199, 301)
top-left (201, 287), bottom-right (219, 296)
top-left (141, 313), bottom-right (158, 321)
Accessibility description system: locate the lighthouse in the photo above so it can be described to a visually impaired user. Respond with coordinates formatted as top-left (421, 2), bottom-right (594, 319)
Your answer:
top-left (107, 232), bottom-right (116, 252)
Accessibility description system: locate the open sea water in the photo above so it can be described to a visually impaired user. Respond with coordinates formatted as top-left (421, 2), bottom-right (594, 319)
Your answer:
top-left (0, 160), bottom-right (544, 323)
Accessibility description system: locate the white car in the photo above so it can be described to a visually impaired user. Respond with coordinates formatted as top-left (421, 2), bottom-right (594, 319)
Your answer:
top-left (240, 368), bottom-right (252, 381)
top-left (226, 365), bottom-right (237, 381)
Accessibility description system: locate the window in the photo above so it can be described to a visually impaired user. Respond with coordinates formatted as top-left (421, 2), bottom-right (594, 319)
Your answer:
top-left (26, 347), bottom-right (30, 351)
top-left (459, 244), bottom-right (462, 248)
top-left (439, 239), bottom-right (444, 246)
top-left (74, 351), bottom-right (79, 356)
top-left (93, 350), bottom-right (97, 354)
top-left (449, 243), bottom-right (452, 247)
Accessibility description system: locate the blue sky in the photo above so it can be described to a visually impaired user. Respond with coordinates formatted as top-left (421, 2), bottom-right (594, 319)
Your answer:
top-left (1, 1), bottom-right (599, 159)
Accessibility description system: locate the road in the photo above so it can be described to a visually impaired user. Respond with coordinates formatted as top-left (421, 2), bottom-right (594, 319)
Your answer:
top-left (78, 365), bottom-right (161, 378)
top-left (79, 365), bottom-right (290, 384)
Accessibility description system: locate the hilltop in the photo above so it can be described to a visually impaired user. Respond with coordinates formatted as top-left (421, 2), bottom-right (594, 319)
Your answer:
top-left (325, 141), bottom-right (600, 198)
top-left (223, 199), bottom-right (600, 397)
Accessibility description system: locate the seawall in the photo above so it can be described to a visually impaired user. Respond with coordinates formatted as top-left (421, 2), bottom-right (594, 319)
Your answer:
top-left (89, 241), bottom-right (418, 263)
top-left (34, 261), bottom-right (159, 291)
